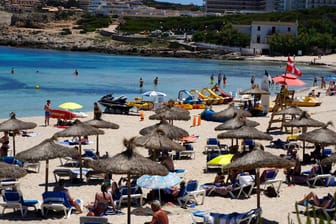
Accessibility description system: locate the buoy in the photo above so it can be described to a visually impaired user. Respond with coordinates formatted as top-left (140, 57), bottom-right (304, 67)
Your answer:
top-left (35, 85), bottom-right (40, 90)
top-left (197, 114), bottom-right (201, 126)
top-left (140, 111), bottom-right (144, 121)
top-left (192, 115), bottom-right (197, 127)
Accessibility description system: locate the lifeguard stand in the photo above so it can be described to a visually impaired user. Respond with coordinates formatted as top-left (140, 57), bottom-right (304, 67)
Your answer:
top-left (266, 90), bottom-right (295, 133)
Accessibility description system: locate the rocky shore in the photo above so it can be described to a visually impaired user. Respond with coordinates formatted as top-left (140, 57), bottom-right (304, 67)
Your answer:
top-left (0, 22), bottom-right (246, 60)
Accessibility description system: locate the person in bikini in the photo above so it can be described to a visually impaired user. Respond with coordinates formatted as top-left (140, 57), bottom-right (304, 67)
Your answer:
top-left (86, 183), bottom-right (117, 216)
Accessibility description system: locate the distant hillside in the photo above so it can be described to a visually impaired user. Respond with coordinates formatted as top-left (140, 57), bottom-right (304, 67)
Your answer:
top-left (142, 0), bottom-right (202, 11)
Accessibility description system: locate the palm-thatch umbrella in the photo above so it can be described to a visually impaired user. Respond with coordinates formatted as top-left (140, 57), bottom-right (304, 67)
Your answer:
top-left (214, 114), bottom-right (259, 131)
top-left (0, 162), bottom-right (27, 179)
top-left (16, 138), bottom-right (79, 192)
top-left (149, 100), bottom-right (191, 124)
top-left (213, 103), bottom-right (252, 120)
top-left (223, 148), bottom-right (295, 208)
top-left (88, 137), bottom-right (168, 224)
top-left (135, 129), bottom-right (185, 160)
top-left (139, 119), bottom-right (189, 140)
top-left (84, 118), bottom-right (119, 156)
top-left (0, 112), bottom-right (37, 156)
top-left (240, 86), bottom-right (270, 95)
top-left (297, 122), bottom-right (336, 154)
top-left (217, 126), bottom-right (273, 142)
top-left (283, 111), bottom-right (325, 156)
top-left (53, 119), bottom-right (104, 180)
top-left (273, 105), bottom-right (304, 116)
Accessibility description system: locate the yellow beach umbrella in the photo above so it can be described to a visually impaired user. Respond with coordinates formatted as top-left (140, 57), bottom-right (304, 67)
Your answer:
top-left (207, 154), bottom-right (234, 166)
top-left (58, 102), bottom-right (83, 110)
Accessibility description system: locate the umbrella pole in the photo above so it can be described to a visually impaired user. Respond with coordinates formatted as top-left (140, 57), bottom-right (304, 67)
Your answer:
top-left (96, 134), bottom-right (99, 156)
top-left (45, 159), bottom-right (49, 192)
top-left (256, 168), bottom-right (261, 209)
top-left (79, 138), bottom-right (83, 181)
top-left (302, 127), bottom-right (307, 159)
top-left (13, 134), bottom-right (16, 156)
top-left (127, 173), bottom-right (131, 224)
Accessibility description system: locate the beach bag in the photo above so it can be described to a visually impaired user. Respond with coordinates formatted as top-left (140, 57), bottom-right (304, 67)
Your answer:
top-left (265, 186), bottom-right (278, 198)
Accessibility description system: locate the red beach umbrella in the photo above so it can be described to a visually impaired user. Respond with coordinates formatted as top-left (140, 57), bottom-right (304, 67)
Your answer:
top-left (272, 73), bottom-right (305, 86)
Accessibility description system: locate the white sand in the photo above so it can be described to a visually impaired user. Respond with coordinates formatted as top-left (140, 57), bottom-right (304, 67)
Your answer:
top-left (1, 70), bottom-right (336, 224)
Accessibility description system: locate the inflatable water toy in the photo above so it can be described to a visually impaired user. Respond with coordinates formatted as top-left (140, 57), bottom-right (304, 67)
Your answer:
top-left (190, 89), bottom-right (223, 105)
top-left (200, 88), bottom-right (226, 104)
top-left (127, 97), bottom-right (154, 111)
top-left (200, 108), bottom-right (230, 122)
top-left (211, 86), bottom-right (233, 103)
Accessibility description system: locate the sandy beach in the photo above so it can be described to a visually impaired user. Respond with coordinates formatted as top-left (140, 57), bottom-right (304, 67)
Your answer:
top-left (0, 85), bottom-right (335, 224)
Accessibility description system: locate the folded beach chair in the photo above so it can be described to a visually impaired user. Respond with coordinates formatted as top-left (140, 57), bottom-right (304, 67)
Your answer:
top-left (0, 189), bottom-right (40, 217)
top-left (177, 179), bottom-right (206, 208)
top-left (41, 191), bottom-right (82, 219)
top-left (179, 143), bottom-right (195, 160)
top-left (80, 216), bottom-right (109, 224)
top-left (191, 208), bottom-right (262, 224)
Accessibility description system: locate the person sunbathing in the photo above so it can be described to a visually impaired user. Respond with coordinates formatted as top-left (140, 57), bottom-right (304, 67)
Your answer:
top-left (86, 184), bottom-right (117, 216)
top-left (53, 179), bottom-right (82, 213)
top-left (296, 192), bottom-right (334, 208)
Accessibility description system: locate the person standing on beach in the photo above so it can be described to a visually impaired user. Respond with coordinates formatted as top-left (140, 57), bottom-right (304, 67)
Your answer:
top-left (210, 73), bottom-right (214, 86)
top-left (218, 72), bottom-right (222, 86)
top-left (223, 74), bottom-right (227, 88)
top-left (93, 102), bottom-right (102, 120)
top-left (44, 100), bottom-right (51, 126)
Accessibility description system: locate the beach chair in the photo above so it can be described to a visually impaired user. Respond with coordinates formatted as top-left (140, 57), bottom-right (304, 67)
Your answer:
top-left (0, 179), bottom-right (20, 191)
top-left (1, 156), bottom-right (23, 167)
top-left (179, 143), bottom-right (195, 159)
top-left (0, 189), bottom-right (40, 217)
top-left (41, 191), bottom-right (81, 219)
top-left (177, 180), bottom-right (206, 208)
top-left (306, 174), bottom-right (333, 187)
top-left (191, 208), bottom-right (262, 224)
top-left (204, 138), bottom-right (220, 151)
top-left (116, 186), bottom-right (143, 209)
top-left (296, 196), bottom-right (336, 220)
top-left (229, 175), bottom-right (255, 199)
top-left (53, 168), bottom-right (78, 183)
top-left (260, 169), bottom-right (282, 196)
top-left (80, 216), bottom-right (109, 224)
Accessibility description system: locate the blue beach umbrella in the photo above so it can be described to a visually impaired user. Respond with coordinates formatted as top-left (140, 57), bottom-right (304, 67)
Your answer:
top-left (136, 172), bottom-right (180, 201)
top-left (325, 76), bottom-right (336, 82)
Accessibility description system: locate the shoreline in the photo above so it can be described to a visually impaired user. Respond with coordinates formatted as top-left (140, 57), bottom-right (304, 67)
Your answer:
top-left (1, 25), bottom-right (335, 69)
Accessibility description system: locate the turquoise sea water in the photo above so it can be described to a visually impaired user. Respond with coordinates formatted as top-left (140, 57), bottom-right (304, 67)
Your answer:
top-left (0, 46), bottom-right (334, 119)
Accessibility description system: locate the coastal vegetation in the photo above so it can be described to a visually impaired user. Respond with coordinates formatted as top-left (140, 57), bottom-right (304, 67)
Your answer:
top-left (118, 6), bottom-right (336, 55)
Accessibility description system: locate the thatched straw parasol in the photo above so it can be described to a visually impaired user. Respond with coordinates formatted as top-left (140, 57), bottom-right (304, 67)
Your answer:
top-left (217, 126), bottom-right (273, 141)
top-left (240, 86), bottom-right (270, 95)
top-left (213, 103), bottom-right (252, 120)
top-left (273, 105), bottom-right (304, 116)
top-left (284, 111), bottom-right (325, 156)
top-left (135, 129), bottom-right (185, 160)
top-left (149, 100), bottom-right (191, 123)
top-left (53, 119), bottom-right (104, 180)
top-left (88, 137), bottom-right (168, 224)
top-left (214, 114), bottom-right (259, 131)
top-left (16, 138), bottom-right (79, 192)
top-left (0, 112), bottom-right (37, 156)
top-left (223, 148), bottom-right (295, 208)
top-left (84, 118), bottom-right (119, 156)
top-left (139, 119), bottom-right (189, 140)
top-left (297, 121), bottom-right (336, 153)
top-left (0, 161), bottom-right (27, 179)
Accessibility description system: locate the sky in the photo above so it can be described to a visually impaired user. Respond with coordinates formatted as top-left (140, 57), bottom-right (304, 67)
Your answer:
top-left (156, 0), bottom-right (203, 6)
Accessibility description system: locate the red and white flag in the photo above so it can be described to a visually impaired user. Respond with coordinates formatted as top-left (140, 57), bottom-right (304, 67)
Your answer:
top-left (286, 56), bottom-right (302, 76)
